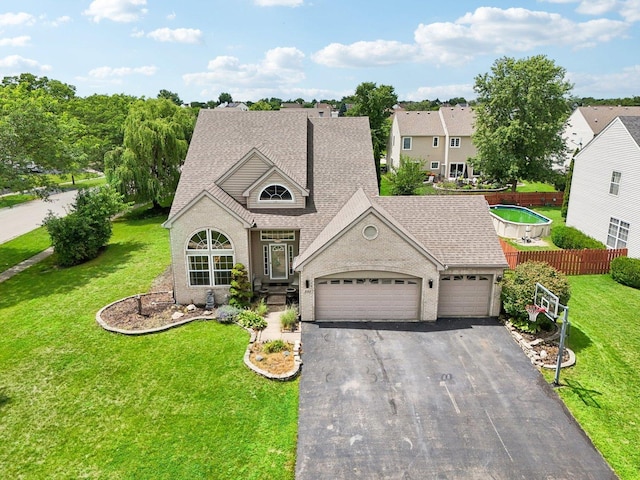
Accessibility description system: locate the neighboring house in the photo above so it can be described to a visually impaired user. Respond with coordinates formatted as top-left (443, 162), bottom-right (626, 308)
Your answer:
top-left (387, 105), bottom-right (477, 179)
top-left (215, 102), bottom-right (249, 111)
top-left (566, 116), bottom-right (640, 258)
top-left (562, 105), bottom-right (640, 168)
top-left (164, 110), bottom-right (507, 321)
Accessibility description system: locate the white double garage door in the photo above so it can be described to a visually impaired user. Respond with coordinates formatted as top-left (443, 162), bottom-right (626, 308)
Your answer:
top-left (315, 274), bottom-right (492, 321)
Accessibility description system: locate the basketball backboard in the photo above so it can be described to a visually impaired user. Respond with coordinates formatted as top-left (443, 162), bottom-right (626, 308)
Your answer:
top-left (534, 282), bottom-right (560, 319)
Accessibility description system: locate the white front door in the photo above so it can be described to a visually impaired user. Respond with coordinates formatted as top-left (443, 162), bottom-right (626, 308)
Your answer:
top-left (269, 244), bottom-right (288, 280)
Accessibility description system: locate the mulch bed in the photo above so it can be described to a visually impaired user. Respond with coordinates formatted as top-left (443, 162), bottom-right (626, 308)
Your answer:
top-left (248, 342), bottom-right (295, 375)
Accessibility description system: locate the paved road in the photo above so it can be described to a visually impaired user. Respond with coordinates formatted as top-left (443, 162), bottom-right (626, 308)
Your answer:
top-left (0, 190), bottom-right (77, 244)
top-left (297, 319), bottom-right (617, 480)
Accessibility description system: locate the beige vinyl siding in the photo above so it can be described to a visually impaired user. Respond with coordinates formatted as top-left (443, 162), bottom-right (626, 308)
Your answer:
top-left (219, 154), bottom-right (270, 205)
top-left (566, 117), bottom-right (640, 258)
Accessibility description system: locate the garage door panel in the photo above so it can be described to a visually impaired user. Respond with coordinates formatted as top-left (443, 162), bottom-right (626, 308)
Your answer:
top-left (438, 274), bottom-right (491, 317)
top-left (316, 279), bottom-right (420, 321)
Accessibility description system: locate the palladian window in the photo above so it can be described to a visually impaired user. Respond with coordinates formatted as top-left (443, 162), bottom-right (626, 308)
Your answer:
top-left (260, 184), bottom-right (293, 201)
top-left (186, 230), bottom-right (234, 286)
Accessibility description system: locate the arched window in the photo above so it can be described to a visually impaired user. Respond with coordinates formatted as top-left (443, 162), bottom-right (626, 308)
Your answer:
top-left (259, 184), bottom-right (293, 201)
top-left (186, 229), bottom-right (234, 286)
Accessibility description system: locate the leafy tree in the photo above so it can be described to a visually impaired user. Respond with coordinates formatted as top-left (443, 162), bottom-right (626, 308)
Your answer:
top-left (0, 83), bottom-right (68, 193)
top-left (218, 92), bottom-right (233, 104)
top-left (561, 151), bottom-right (576, 218)
top-left (385, 155), bottom-right (426, 195)
top-left (471, 55), bottom-right (573, 191)
top-left (157, 89), bottom-right (183, 106)
top-left (43, 185), bottom-right (128, 266)
top-left (104, 99), bottom-right (196, 209)
top-left (249, 100), bottom-right (273, 111)
top-left (347, 82), bottom-right (398, 187)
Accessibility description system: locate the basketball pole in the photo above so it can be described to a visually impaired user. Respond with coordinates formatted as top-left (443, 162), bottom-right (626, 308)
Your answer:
top-left (553, 306), bottom-right (570, 387)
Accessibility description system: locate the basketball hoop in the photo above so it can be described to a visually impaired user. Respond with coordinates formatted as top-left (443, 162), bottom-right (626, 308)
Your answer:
top-left (526, 304), bottom-right (546, 322)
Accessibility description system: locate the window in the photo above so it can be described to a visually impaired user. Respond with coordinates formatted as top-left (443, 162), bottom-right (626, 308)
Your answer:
top-left (259, 184), bottom-right (293, 201)
top-left (607, 218), bottom-right (630, 248)
top-left (609, 171), bottom-right (621, 195)
top-left (449, 163), bottom-right (465, 179)
top-left (432, 137), bottom-right (439, 147)
top-left (430, 161), bottom-right (439, 170)
top-left (402, 137), bottom-right (412, 150)
top-left (186, 230), bottom-right (234, 286)
top-left (260, 230), bottom-right (295, 241)
top-left (450, 137), bottom-right (461, 148)
top-left (288, 245), bottom-right (294, 275)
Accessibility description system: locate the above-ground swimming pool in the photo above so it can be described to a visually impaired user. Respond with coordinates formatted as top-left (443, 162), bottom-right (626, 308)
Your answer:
top-left (489, 205), bottom-right (552, 239)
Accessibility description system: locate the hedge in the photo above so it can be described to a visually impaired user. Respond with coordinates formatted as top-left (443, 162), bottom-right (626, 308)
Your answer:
top-left (610, 256), bottom-right (640, 289)
top-left (551, 225), bottom-right (606, 250)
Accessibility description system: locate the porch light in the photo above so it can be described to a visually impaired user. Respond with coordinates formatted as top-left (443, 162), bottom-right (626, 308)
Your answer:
top-left (428, 279), bottom-right (433, 289)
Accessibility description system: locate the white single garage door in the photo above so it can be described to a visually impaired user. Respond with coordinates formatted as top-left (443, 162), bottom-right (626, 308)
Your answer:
top-left (315, 278), bottom-right (420, 321)
top-left (438, 274), bottom-right (492, 317)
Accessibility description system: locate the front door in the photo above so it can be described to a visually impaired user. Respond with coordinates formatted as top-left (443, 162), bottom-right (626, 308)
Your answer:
top-left (269, 244), bottom-right (288, 280)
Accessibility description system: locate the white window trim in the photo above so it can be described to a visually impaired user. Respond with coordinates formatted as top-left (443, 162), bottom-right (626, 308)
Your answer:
top-left (609, 171), bottom-right (621, 196)
top-left (607, 218), bottom-right (629, 249)
top-left (402, 137), bottom-right (412, 150)
top-left (260, 230), bottom-right (296, 241)
top-left (450, 137), bottom-right (461, 148)
top-left (432, 137), bottom-right (439, 148)
top-left (430, 161), bottom-right (439, 170)
top-left (258, 183), bottom-right (295, 203)
top-left (449, 163), bottom-right (465, 179)
top-left (185, 229), bottom-right (235, 287)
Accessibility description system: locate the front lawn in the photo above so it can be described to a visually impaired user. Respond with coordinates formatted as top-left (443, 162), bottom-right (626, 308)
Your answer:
top-left (0, 211), bottom-right (298, 479)
top-left (550, 275), bottom-right (640, 479)
top-left (0, 227), bottom-right (51, 273)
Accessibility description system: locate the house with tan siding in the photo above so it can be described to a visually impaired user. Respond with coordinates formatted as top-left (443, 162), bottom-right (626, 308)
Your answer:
top-left (566, 116), bottom-right (640, 258)
top-left (387, 105), bottom-right (477, 179)
top-left (164, 110), bottom-right (507, 321)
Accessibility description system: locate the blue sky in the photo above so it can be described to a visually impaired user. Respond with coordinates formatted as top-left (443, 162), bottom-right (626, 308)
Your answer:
top-left (1, 0), bottom-right (638, 103)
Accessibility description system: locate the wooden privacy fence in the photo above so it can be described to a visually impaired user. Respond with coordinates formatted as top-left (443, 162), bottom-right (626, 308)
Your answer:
top-left (499, 239), bottom-right (627, 275)
top-left (484, 191), bottom-right (564, 207)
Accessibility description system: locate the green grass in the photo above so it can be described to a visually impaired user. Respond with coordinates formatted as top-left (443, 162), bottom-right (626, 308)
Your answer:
top-left (0, 227), bottom-right (51, 273)
top-left (0, 193), bottom-right (38, 208)
top-left (517, 181), bottom-right (557, 192)
top-left (545, 275), bottom-right (640, 479)
top-left (0, 211), bottom-right (298, 479)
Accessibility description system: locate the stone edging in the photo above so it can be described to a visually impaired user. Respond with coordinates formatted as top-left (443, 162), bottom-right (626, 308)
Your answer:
top-left (243, 338), bottom-right (302, 382)
top-left (504, 321), bottom-right (576, 369)
top-left (96, 292), bottom-right (302, 380)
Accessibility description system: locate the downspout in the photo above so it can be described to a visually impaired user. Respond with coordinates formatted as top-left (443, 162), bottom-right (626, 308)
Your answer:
top-left (439, 109), bottom-right (449, 177)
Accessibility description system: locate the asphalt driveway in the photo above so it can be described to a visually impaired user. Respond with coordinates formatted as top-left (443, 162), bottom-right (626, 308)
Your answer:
top-left (296, 318), bottom-right (616, 480)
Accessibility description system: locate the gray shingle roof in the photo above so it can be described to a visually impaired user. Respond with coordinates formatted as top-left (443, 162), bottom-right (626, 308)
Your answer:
top-left (395, 110), bottom-right (445, 136)
top-left (578, 106), bottom-right (640, 135)
top-left (619, 115), bottom-right (640, 146)
top-left (439, 106), bottom-right (475, 136)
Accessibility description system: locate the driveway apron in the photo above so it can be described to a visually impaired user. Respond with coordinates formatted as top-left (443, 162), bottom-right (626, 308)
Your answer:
top-left (296, 318), bottom-right (616, 480)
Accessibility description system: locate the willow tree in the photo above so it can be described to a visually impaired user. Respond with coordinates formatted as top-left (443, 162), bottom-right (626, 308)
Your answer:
top-left (105, 98), bottom-right (196, 209)
top-left (471, 55), bottom-right (573, 191)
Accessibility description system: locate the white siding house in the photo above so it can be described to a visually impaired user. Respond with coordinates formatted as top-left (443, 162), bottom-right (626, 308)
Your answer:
top-left (566, 116), bottom-right (640, 258)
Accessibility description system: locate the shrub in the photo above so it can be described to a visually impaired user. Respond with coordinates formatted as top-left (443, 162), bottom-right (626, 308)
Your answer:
top-left (501, 261), bottom-right (571, 333)
top-left (611, 256), bottom-right (640, 289)
top-left (43, 185), bottom-right (128, 266)
top-left (216, 305), bottom-right (241, 323)
top-left (551, 225), bottom-right (606, 250)
top-left (280, 306), bottom-right (298, 331)
top-left (385, 155), bottom-right (426, 195)
top-left (228, 263), bottom-right (252, 308)
top-left (263, 339), bottom-right (290, 354)
top-left (237, 309), bottom-right (267, 330)
top-left (253, 298), bottom-right (269, 317)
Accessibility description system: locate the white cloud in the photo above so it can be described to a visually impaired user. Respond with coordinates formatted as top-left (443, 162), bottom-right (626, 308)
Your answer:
top-left (413, 7), bottom-right (629, 64)
top-left (51, 16), bottom-right (72, 27)
top-left (254, 0), bottom-right (303, 6)
top-left (540, 0), bottom-right (640, 21)
top-left (147, 27), bottom-right (203, 44)
top-left (0, 35), bottom-right (30, 47)
top-left (83, 0), bottom-right (148, 23)
top-left (0, 12), bottom-right (36, 27)
top-left (569, 64), bottom-right (640, 97)
top-left (184, 47), bottom-right (305, 90)
top-left (620, 0), bottom-right (640, 22)
top-left (131, 28), bottom-right (145, 38)
top-left (167, 12), bottom-right (177, 20)
top-left (404, 84), bottom-right (475, 102)
top-left (87, 65), bottom-right (157, 79)
top-left (312, 40), bottom-right (418, 68)
top-left (0, 54), bottom-right (51, 72)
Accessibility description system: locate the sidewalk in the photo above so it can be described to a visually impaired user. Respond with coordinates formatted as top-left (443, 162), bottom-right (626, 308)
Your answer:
top-left (256, 311), bottom-right (302, 344)
top-left (0, 247), bottom-right (54, 283)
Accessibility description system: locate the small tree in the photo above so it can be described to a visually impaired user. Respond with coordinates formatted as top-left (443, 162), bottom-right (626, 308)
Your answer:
top-left (228, 263), bottom-right (252, 308)
top-left (43, 185), bottom-right (128, 266)
top-left (386, 156), bottom-right (426, 195)
top-left (501, 261), bottom-right (571, 333)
